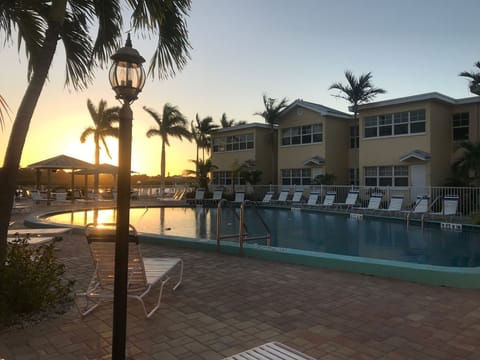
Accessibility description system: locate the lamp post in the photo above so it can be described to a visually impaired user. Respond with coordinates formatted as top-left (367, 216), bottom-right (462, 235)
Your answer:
top-left (108, 33), bottom-right (145, 359)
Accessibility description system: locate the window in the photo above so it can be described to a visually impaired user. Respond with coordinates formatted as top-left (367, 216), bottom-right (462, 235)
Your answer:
top-left (212, 171), bottom-right (232, 185)
top-left (363, 165), bottom-right (408, 187)
top-left (281, 168), bottom-right (312, 185)
top-left (281, 124), bottom-right (322, 146)
top-left (364, 109), bottom-right (426, 138)
top-left (409, 110), bottom-right (426, 133)
top-left (213, 133), bottom-right (254, 152)
top-left (349, 126), bottom-right (359, 148)
top-left (452, 112), bottom-right (469, 141)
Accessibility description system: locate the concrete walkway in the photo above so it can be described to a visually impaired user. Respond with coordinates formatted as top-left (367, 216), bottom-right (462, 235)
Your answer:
top-left (2, 213), bottom-right (480, 359)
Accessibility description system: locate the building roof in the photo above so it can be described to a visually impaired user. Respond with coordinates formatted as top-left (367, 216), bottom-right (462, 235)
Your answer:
top-left (212, 122), bottom-right (271, 134)
top-left (280, 99), bottom-right (352, 120)
top-left (303, 155), bottom-right (325, 166)
top-left (399, 150), bottom-right (432, 162)
top-left (356, 92), bottom-right (480, 111)
top-left (27, 154), bottom-right (95, 170)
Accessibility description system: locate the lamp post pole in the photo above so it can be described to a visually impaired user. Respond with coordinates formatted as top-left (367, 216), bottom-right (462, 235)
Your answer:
top-left (112, 102), bottom-right (133, 359)
top-left (109, 33), bottom-right (145, 359)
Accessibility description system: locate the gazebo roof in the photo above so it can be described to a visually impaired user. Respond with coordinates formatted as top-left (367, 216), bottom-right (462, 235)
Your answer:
top-left (27, 154), bottom-right (95, 170)
top-left (75, 163), bottom-right (119, 175)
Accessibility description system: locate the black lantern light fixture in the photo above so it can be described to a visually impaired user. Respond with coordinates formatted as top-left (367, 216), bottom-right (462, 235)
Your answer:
top-left (109, 33), bottom-right (146, 104)
top-left (108, 33), bottom-right (145, 360)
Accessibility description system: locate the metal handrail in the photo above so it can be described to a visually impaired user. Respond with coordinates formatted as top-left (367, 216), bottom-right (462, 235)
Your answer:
top-left (216, 199), bottom-right (272, 255)
top-left (216, 199), bottom-right (243, 251)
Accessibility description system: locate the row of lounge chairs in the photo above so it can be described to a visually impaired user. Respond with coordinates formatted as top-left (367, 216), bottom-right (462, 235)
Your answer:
top-left (260, 189), bottom-right (460, 218)
top-left (188, 187), bottom-right (460, 219)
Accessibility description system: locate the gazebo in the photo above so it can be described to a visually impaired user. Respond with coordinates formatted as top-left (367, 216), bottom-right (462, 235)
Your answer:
top-left (27, 154), bottom-right (96, 202)
top-left (75, 163), bottom-right (120, 199)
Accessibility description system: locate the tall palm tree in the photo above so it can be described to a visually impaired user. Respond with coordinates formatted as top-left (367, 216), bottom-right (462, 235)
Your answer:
top-left (329, 71), bottom-right (386, 185)
top-left (0, 0), bottom-right (191, 261)
top-left (80, 99), bottom-right (119, 194)
top-left (451, 141), bottom-right (480, 186)
top-left (220, 112), bottom-right (247, 128)
top-left (254, 94), bottom-right (289, 184)
top-left (220, 113), bottom-right (235, 128)
top-left (460, 62), bottom-right (480, 95)
top-left (145, 104), bottom-right (192, 196)
top-left (190, 120), bottom-right (202, 175)
top-left (195, 114), bottom-right (219, 160)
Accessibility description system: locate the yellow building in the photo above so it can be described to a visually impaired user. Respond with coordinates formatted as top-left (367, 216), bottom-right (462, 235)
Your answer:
top-left (210, 123), bottom-right (275, 185)
top-left (357, 92), bottom-right (480, 199)
top-left (276, 99), bottom-right (353, 185)
top-left (210, 93), bottom-right (480, 193)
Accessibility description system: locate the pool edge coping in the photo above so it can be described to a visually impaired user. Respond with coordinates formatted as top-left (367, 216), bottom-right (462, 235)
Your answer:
top-left (26, 207), bottom-right (480, 289)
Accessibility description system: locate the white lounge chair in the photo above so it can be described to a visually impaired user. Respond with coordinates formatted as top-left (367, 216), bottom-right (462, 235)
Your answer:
top-left (378, 194), bottom-right (404, 213)
top-left (260, 191), bottom-right (274, 204)
top-left (224, 341), bottom-right (315, 360)
top-left (355, 193), bottom-right (383, 212)
top-left (305, 191), bottom-right (320, 207)
top-left (289, 189), bottom-right (304, 205)
top-left (212, 187), bottom-right (224, 201)
top-left (12, 198), bottom-right (31, 213)
top-left (272, 189), bottom-right (289, 205)
top-left (75, 223), bottom-right (183, 318)
top-left (205, 187), bottom-right (223, 205)
top-left (318, 191), bottom-right (336, 207)
top-left (430, 195), bottom-right (460, 217)
top-left (8, 227), bottom-right (72, 241)
top-left (234, 191), bottom-right (245, 204)
top-left (334, 190), bottom-right (359, 208)
top-left (190, 187), bottom-right (205, 205)
top-left (30, 190), bottom-right (50, 204)
top-left (412, 195), bottom-right (430, 214)
top-left (7, 236), bottom-right (55, 246)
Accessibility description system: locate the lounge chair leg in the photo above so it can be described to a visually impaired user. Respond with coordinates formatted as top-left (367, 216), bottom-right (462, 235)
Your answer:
top-left (140, 277), bottom-right (170, 318)
top-left (172, 259), bottom-right (184, 291)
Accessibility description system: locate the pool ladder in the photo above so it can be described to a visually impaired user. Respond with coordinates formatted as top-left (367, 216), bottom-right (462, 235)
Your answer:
top-left (216, 199), bottom-right (271, 255)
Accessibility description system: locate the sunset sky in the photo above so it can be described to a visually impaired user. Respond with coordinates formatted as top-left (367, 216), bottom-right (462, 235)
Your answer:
top-left (1, 0), bottom-right (480, 176)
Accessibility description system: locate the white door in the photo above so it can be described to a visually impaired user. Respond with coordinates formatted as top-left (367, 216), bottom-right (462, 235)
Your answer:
top-left (410, 164), bottom-right (426, 202)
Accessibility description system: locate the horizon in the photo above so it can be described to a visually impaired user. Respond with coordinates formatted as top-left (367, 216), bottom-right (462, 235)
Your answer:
top-left (1, 0), bottom-right (480, 176)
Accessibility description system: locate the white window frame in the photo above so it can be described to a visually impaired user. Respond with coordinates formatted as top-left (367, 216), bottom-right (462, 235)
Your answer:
top-left (281, 123), bottom-right (323, 146)
top-left (364, 109), bottom-right (426, 139)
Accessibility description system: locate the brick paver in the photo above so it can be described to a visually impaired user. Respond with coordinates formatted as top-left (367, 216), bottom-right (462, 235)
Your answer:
top-left (2, 209), bottom-right (480, 359)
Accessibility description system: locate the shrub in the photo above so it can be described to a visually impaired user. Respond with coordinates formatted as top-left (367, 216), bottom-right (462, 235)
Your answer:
top-left (0, 238), bottom-right (74, 325)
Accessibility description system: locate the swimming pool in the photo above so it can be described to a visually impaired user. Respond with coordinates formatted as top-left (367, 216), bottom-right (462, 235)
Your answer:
top-left (41, 206), bottom-right (480, 268)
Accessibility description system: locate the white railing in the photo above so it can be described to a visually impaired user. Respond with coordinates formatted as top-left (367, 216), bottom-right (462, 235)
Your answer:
top-left (214, 184), bottom-right (480, 217)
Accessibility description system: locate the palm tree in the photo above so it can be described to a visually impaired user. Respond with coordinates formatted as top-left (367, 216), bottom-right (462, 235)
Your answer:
top-left (80, 99), bottom-right (120, 194)
top-left (451, 141), bottom-right (480, 186)
top-left (185, 159), bottom-right (217, 189)
top-left (460, 62), bottom-right (480, 95)
top-left (220, 113), bottom-right (235, 128)
top-left (0, 1), bottom-right (191, 261)
top-left (254, 94), bottom-right (289, 184)
top-left (329, 71), bottom-right (386, 185)
top-left (195, 114), bottom-right (219, 160)
top-left (145, 104), bottom-right (192, 196)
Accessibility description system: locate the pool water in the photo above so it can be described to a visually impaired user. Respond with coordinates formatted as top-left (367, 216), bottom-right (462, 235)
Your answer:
top-left (44, 207), bottom-right (480, 267)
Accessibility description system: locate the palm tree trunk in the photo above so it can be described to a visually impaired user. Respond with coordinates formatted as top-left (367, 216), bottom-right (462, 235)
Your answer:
top-left (0, 23), bottom-right (60, 263)
top-left (353, 105), bottom-right (359, 187)
top-left (271, 125), bottom-right (276, 185)
top-left (160, 138), bottom-right (166, 197)
top-left (94, 134), bottom-right (100, 194)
